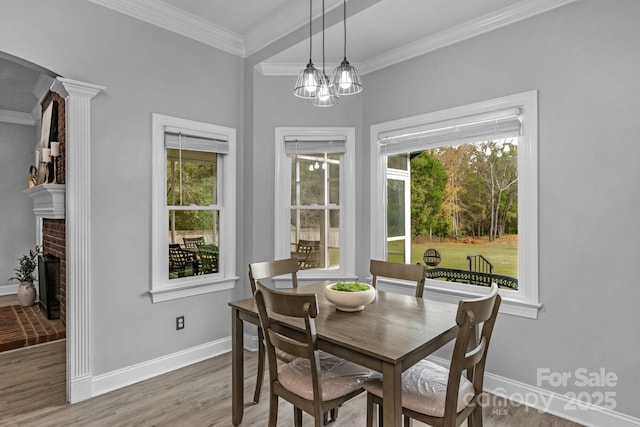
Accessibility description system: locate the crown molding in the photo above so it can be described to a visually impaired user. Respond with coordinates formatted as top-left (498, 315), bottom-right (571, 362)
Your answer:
top-left (259, 0), bottom-right (580, 76)
top-left (256, 62), bottom-right (340, 77)
top-left (0, 109), bottom-right (36, 126)
top-left (88, 0), bottom-right (344, 59)
top-left (88, 0), bottom-right (244, 56)
top-left (359, 0), bottom-right (579, 74)
top-left (244, 0), bottom-right (342, 58)
top-left (32, 73), bottom-right (55, 103)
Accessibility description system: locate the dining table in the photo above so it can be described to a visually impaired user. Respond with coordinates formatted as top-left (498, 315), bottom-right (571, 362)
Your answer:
top-left (229, 281), bottom-right (460, 427)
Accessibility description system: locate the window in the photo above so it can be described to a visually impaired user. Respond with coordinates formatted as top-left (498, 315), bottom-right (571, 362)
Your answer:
top-left (370, 91), bottom-right (540, 318)
top-left (151, 114), bottom-right (237, 302)
top-left (275, 128), bottom-right (356, 283)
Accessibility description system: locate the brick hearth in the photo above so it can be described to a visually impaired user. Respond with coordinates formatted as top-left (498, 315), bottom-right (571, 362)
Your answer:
top-left (0, 305), bottom-right (65, 352)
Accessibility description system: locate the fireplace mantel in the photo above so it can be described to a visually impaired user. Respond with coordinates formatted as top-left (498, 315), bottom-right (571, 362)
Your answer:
top-left (24, 184), bottom-right (66, 219)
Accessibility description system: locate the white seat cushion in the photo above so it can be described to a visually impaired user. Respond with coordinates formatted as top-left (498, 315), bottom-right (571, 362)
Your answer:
top-left (275, 348), bottom-right (296, 363)
top-left (364, 360), bottom-right (475, 418)
top-left (278, 352), bottom-right (373, 401)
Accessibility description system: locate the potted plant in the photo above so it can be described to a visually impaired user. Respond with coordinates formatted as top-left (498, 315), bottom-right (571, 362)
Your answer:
top-left (10, 245), bottom-right (40, 307)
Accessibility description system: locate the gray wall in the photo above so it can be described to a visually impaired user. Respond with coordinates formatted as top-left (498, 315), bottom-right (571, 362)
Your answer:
top-left (359, 0), bottom-right (639, 417)
top-left (0, 0), bottom-right (244, 374)
top-left (249, 0), bottom-right (640, 418)
top-left (1, 0), bottom-right (638, 420)
top-left (0, 122), bottom-right (36, 291)
top-left (248, 70), bottom-right (364, 297)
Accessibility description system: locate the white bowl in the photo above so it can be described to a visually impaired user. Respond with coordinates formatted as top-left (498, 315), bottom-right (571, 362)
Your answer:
top-left (324, 283), bottom-right (376, 312)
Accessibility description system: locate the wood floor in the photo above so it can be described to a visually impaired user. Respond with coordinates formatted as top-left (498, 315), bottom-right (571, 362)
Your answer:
top-left (0, 340), bottom-right (584, 427)
top-left (0, 293), bottom-right (19, 308)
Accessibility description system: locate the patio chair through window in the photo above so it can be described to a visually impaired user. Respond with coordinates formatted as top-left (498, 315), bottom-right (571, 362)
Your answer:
top-left (294, 240), bottom-right (321, 270)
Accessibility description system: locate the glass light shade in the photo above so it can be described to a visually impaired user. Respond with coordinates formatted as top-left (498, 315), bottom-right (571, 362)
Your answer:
top-left (294, 62), bottom-right (325, 99)
top-left (309, 76), bottom-right (340, 107)
top-left (330, 59), bottom-right (362, 95)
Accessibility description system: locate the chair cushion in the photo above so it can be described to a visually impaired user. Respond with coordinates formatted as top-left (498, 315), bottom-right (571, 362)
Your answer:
top-left (275, 348), bottom-right (296, 363)
top-left (278, 352), bottom-right (373, 401)
top-left (364, 359), bottom-right (475, 418)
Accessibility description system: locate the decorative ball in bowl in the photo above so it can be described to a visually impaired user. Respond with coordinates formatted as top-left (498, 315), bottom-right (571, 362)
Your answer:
top-left (324, 282), bottom-right (376, 312)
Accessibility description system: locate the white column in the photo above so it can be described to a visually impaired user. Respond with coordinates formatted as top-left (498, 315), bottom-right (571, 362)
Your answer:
top-left (52, 77), bottom-right (105, 404)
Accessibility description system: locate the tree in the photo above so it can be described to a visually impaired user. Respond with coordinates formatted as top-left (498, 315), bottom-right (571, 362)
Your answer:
top-left (410, 152), bottom-right (447, 238)
top-left (473, 140), bottom-right (518, 240)
top-left (432, 145), bottom-right (476, 238)
top-left (167, 154), bottom-right (217, 233)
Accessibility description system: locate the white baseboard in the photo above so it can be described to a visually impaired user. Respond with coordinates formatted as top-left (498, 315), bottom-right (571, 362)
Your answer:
top-left (69, 374), bottom-right (93, 404)
top-left (91, 336), bottom-right (231, 398)
top-left (86, 332), bottom-right (640, 427)
top-left (428, 355), bottom-right (640, 427)
top-left (0, 283), bottom-right (17, 296)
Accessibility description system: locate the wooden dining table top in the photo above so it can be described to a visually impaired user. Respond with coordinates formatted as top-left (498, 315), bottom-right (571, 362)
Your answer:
top-left (231, 281), bottom-right (459, 367)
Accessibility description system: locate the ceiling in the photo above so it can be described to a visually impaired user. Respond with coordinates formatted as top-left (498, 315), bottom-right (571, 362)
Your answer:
top-left (88, 0), bottom-right (575, 72)
top-left (1, 0), bottom-right (576, 123)
top-left (0, 53), bottom-right (55, 125)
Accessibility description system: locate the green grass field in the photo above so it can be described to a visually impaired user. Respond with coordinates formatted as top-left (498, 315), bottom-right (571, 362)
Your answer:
top-left (388, 234), bottom-right (518, 278)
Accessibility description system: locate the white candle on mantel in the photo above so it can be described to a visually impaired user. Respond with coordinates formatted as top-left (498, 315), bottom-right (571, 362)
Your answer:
top-left (42, 148), bottom-right (51, 163)
top-left (50, 141), bottom-right (60, 157)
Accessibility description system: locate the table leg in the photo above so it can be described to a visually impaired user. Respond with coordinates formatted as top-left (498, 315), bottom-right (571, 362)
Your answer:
top-left (232, 308), bottom-right (244, 426)
top-left (382, 362), bottom-right (402, 426)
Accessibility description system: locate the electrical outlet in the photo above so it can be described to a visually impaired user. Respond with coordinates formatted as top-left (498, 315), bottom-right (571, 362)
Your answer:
top-left (176, 316), bottom-right (185, 330)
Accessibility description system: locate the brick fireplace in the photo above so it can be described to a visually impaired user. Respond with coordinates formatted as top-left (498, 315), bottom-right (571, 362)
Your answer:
top-left (24, 91), bottom-right (67, 325)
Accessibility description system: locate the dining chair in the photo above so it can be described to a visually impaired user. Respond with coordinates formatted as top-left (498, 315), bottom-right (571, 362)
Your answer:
top-left (364, 283), bottom-right (501, 427)
top-left (254, 281), bottom-right (372, 427)
top-left (248, 258), bottom-right (299, 404)
top-left (370, 259), bottom-right (426, 297)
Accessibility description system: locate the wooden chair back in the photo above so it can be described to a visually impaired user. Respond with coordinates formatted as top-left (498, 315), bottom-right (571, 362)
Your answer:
top-left (442, 283), bottom-right (501, 424)
top-left (246, 258), bottom-right (299, 404)
top-left (254, 281), bottom-right (325, 420)
top-left (248, 258), bottom-right (299, 293)
top-left (369, 259), bottom-right (426, 297)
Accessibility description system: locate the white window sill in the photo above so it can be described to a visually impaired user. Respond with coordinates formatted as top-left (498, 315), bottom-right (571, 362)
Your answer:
top-left (375, 278), bottom-right (542, 319)
top-left (149, 276), bottom-right (238, 303)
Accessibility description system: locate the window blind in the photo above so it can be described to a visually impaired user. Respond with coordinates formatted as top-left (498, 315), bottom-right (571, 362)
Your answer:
top-left (165, 130), bottom-right (228, 154)
top-left (379, 107), bottom-right (521, 155)
top-left (284, 136), bottom-right (347, 155)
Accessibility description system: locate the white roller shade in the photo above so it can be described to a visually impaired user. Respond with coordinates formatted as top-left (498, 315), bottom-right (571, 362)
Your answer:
top-left (284, 136), bottom-right (346, 155)
top-left (379, 107), bottom-right (521, 154)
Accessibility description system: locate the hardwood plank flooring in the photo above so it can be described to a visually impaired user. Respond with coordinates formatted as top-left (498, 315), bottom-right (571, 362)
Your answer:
top-left (0, 341), bottom-right (584, 426)
top-left (0, 294), bottom-right (19, 308)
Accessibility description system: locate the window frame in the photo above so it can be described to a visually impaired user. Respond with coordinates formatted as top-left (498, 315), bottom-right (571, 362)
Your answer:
top-left (274, 127), bottom-right (356, 283)
top-left (150, 113), bottom-right (237, 303)
top-left (370, 91), bottom-right (540, 318)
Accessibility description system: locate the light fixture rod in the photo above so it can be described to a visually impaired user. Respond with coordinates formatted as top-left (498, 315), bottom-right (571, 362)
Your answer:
top-left (342, 0), bottom-right (347, 59)
top-left (322, 0), bottom-right (326, 72)
top-left (308, 0), bottom-right (313, 61)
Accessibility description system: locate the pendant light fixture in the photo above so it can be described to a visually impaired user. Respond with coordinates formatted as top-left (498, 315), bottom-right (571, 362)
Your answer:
top-left (309, 0), bottom-right (339, 107)
top-left (294, 0), bottom-right (325, 98)
top-left (330, 0), bottom-right (362, 95)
